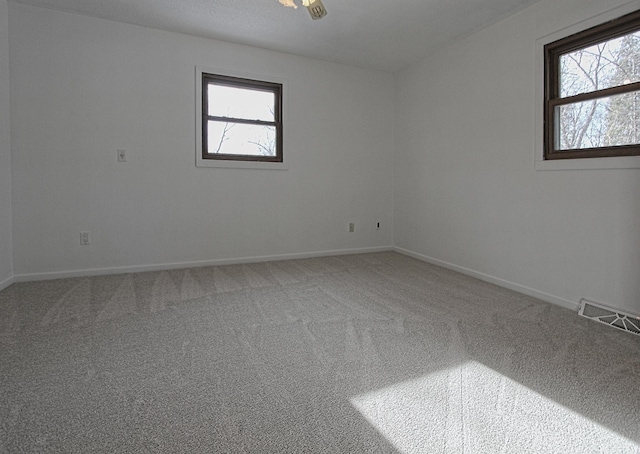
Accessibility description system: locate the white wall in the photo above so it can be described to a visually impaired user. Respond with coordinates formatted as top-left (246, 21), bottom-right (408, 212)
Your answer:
top-left (9, 3), bottom-right (394, 278)
top-left (394, 0), bottom-right (640, 314)
top-left (8, 0), bottom-right (639, 316)
top-left (0, 0), bottom-right (13, 288)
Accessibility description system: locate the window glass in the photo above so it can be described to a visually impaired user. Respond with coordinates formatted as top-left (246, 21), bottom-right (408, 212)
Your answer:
top-left (556, 91), bottom-right (640, 149)
top-left (201, 73), bottom-right (283, 163)
top-left (207, 122), bottom-right (277, 156)
top-left (560, 31), bottom-right (640, 98)
top-left (544, 10), bottom-right (640, 160)
top-left (208, 84), bottom-right (275, 122)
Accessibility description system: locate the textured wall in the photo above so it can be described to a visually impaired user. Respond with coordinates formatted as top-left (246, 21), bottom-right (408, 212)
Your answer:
top-left (9, 3), bottom-right (394, 277)
top-left (0, 0), bottom-right (13, 288)
top-left (394, 0), bottom-right (640, 314)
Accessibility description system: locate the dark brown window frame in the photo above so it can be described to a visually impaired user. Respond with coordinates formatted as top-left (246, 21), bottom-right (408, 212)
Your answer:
top-left (544, 10), bottom-right (640, 160)
top-left (202, 73), bottom-right (283, 163)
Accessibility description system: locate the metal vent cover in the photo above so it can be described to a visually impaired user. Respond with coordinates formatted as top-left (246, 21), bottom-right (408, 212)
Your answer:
top-left (579, 299), bottom-right (640, 336)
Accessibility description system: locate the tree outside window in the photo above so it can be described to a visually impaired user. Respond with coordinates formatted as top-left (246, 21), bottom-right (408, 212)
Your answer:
top-left (545, 11), bottom-right (640, 160)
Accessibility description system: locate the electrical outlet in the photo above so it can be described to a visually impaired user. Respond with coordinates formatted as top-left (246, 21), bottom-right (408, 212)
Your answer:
top-left (117, 149), bottom-right (127, 162)
top-left (349, 223), bottom-right (355, 233)
top-left (80, 231), bottom-right (90, 245)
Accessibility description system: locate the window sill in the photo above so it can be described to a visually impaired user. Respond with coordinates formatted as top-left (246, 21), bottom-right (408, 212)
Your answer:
top-left (535, 155), bottom-right (640, 171)
top-left (196, 157), bottom-right (288, 170)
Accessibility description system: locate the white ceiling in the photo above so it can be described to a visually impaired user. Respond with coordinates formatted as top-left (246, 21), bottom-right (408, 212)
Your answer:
top-left (9, 0), bottom-right (542, 72)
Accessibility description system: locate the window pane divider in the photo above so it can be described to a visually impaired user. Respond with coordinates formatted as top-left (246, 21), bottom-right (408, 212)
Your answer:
top-left (207, 116), bottom-right (279, 127)
top-left (552, 81), bottom-right (640, 106)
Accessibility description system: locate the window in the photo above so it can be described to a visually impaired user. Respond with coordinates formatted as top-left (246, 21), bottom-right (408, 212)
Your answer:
top-left (544, 10), bottom-right (640, 160)
top-left (201, 73), bottom-right (283, 163)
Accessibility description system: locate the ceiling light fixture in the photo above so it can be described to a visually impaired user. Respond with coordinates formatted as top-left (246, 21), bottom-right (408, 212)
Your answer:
top-left (278, 0), bottom-right (328, 20)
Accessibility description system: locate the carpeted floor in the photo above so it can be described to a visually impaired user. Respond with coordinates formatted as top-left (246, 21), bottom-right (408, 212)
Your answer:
top-left (0, 252), bottom-right (638, 453)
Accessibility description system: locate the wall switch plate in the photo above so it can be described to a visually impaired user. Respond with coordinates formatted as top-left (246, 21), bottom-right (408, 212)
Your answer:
top-left (376, 222), bottom-right (381, 230)
top-left (117, 149), bottom-right (127, 162)
top-left (80, 231), bottom-right (90, 245)
top-left (349, 223), bottom-right (355, 233)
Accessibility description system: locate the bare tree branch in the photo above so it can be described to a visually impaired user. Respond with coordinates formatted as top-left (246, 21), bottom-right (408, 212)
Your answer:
top-left (214, 122), bottom-right (236, 154)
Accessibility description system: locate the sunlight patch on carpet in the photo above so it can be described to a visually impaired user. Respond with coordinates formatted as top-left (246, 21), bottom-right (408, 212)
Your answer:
top-left (351, 361), bottom-right (638, 453)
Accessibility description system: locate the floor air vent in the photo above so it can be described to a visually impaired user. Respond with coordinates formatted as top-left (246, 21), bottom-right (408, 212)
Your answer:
top-left (579, 299), bottom-right (640, 336)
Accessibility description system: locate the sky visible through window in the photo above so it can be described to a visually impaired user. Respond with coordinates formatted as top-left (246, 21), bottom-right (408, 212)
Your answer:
top-left (207, 84), bottom-right (277, 156)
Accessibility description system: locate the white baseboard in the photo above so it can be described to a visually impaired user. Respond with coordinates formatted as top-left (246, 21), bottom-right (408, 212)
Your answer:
top-left (7, 245), bottom-right (582, 315)
top-left (0, 274), bottom-right (15, 292)
top-left (394, 247), bottom-right (580, 312)
top-left (13, 246), bottom-right (394, 283)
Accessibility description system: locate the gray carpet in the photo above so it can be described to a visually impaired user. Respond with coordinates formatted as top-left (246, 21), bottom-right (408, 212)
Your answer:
top-left (0, 252), bottom-right (638, 453)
